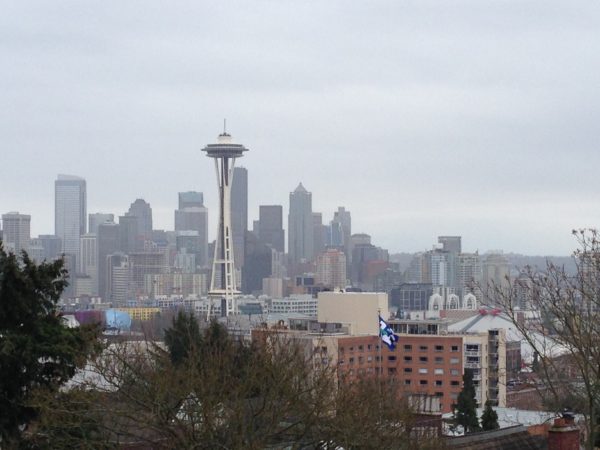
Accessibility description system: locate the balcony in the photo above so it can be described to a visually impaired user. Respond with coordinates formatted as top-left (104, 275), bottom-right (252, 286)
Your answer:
top-left (465, 350), bottom-right (480, 357)
top-left (465, 361), bottom-right (481, 369)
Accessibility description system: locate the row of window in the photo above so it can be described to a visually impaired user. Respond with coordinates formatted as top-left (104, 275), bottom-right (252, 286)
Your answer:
top-left (339, 344), bottom-right (461, 353)
top-left (402, 367), bottom-right (461, 376)
top-left (341, 356), bottom-right (461, 366)
top-left (401, 378), bottom-right (461, 387)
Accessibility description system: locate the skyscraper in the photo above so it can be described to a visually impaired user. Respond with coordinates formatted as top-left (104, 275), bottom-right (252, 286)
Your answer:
top-left (178, 191), bottom-right (204, 209)
top-left (55, 174), bottom-right (86, 266)
top-left (80, 233), bottom-right (98, 295)
top-left (316, 248), bottom-right (347, 289)
top-left (202, 130), bottom-right (249, 316)
top-left (332, 206), bottom-right (351, 253)
top-left (97, 222), bottom-right (120, 300)
top-left (231, 166), bottom-right (248, 269)
top-left (1, 212), bottom-right (31, 254)
top-left (312, 212), bottom-right (326, 257)
top-left (89, 213), bottom-right (115, 234)
top-left (126, 199), bottom-right (153, 239)
top-left (288, 183), bottom-right (313, 264)
top-left (258, 205), bottom-right (285, 252)
top-left (175, 192), bottom-right (208, 268)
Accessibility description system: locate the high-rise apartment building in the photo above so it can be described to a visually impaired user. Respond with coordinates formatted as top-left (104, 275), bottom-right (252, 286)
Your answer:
top-left (174, 193), bottom-right (208, 268)
top-left (118, 215), bottom-right (139, 254)
top-left (288, 183), bottom-right (313, 264)
top-left (315, 248), bottom-right (347, 289)
top-left (88, 213), bottom-right (114, 234)
top-left (483, 253), bottom-right (510, 301)
top-left (126, 199), bottom-right (153, 239)
top-left (55, 174), bottom-right (86, 266)
top-left (1, 212), bottom-right (31, 254)
top-left (438, 236), bottom-right (462, 254)
top-left (458, 252), bottom-right (482, 296)
top-left (231, 167), bottom-right (248, 269)
top-left (80, 233), bottom-right (98, 295)
top-left (258, 205), bottom-right (284, 252)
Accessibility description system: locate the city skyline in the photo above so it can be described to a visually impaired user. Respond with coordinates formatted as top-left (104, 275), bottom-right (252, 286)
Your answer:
top-left (3, 1), bottom-right (600, 256)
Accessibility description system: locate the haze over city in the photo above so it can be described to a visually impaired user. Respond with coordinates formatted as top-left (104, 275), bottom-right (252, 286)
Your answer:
top-left (3, 1), bottom-right (600, 255)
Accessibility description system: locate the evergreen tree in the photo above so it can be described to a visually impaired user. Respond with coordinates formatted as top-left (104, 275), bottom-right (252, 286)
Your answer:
top-left (481, 400), bottom-right (499, 431)
top-left (0, 245), bottom-right (99, 444)
top-left (453, 369), bottom-right (481, 434)
top-left (163, 310), bottom-right (203, 365)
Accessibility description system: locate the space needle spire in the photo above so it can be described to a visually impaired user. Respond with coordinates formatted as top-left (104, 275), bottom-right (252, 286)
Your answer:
top-left (202, 125), bottom-right (249, 317)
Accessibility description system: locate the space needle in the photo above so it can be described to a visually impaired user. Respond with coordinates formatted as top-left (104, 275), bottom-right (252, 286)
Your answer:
top-left (202, 123), bottom-right (249, 317)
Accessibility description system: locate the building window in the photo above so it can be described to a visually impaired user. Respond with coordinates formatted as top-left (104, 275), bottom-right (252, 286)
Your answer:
top-left (451, 380), bottom-right (460, 386)
top-left (450, 357), bottom-right (459, 364)
top-left (339, 347), bottom-right (344, 353)
top-left (367, 344), bottom-right (372, 351)
top-left (349, 346), bottom-right (354, 352)
top-left (435, 345), bottom-right (444, 352)
top-left (419, 345), bottom-right (428, 351)
top-left (367, 356), bottom-right (373, 362)
top-left (339, 359), bottom-right (345, 365)
top-left (420, 380), bottom-right (428, 385)
top-left (404, 379), bottom-right (411, 385)
top-left (434, 368), bottom-right (444, 375)
top-left (435, 380), bottom-right (443, 386)
top-left (450, 393), bottom-right (459, 400)
top-left (418, 368), bottom-right (428, 374)
top-left (358, 345), bottom-right (364, 352)
top-left (388, 355), bottom-right (397, 361)
top-left (435, 357), bottom-right (443, 364)
top-left (404, 344), bottom-right (412, 351)
top-left (451, 369), bottom-right (459, 376)
top-left (435, 391), bottom-right (444, 397)
top-left (404, 356), bottom-right (412, 362)
top-left (419, 356), bottom-right (428, 363)
top-left (404, 367), bottom-right (412, 373)
top-left (451, 345), bottom-right (459, 352)
top-left (349, 357), bottom-right (354, 364)
top-left (388, 368), bottom-right (397, 375)
top-left (358, 356), bottom-right (364, 364)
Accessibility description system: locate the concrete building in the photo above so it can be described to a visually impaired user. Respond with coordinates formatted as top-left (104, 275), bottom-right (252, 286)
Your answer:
top-left (1, 212), bottom-right (31, 254)
top-left (79, 233), bottom-right (98, 295)
top-left (31, 234), bottom-right (62, 261)
top-left (331, 206), bottom-right (351, 255)
top-left (317, 291), bottom-right (388, 336)
top-left (270, 294), bottom-right (318, 316)
top-left (262, 277), bottom-right (284, 298)
top-left (97, 222), bottom-right (120, 300)
top-left (458, 252), bottom-right (482, 297)
top-left (315, 248), bottom-right (347, 289)
top-left (312, 212), bottom-right (326, 258)
top-left (55, 174), bottom-right (86, 267)
top-left (483, 253), bottom-right (510, 301)
top-left (126, 199), bottom-right (153, 239)
top-left (88, 213), bottom-right (114, 234)
top-left (178, 191), bottom-right (204, 209)
top-left (258, 205), bottom-right (284, 252)
top-left (288, 183), bottom-right (314, 264)
top-left (174, 205), bottom-right (208, 267)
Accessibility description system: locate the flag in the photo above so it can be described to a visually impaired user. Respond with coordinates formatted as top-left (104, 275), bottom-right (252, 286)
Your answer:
top-left (379, 315), bottom-right (398, 350)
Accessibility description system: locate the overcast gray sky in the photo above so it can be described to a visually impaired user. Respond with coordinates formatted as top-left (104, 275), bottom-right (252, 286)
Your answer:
top-left (2, 1), bottom-right (599, 256)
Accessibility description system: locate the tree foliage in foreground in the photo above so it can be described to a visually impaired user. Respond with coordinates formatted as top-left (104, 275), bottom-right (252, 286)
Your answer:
top-left (452, 369), bottom-right (480, 434)
top-left (490, 229), bottom-right (600, 449)
top-left (0, 244), bottom-right (100, 446)
top-left (480, 401), bottom-right (499, 431)
top-left (31, 312), bottom-right (442, 449)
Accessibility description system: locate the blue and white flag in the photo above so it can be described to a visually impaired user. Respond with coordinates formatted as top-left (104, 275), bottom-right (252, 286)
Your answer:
top-left (379, 316), bottom-right (399, 350)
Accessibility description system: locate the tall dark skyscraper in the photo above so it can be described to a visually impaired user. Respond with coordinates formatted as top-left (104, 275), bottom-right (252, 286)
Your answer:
top-left (312, 212), bottom-right (326, 257)
top-left (258, 205), bottom-right (284, 252)
top-left (55, 174), bottom-right (86, 266)
top-left (126, 199), bottom-right (153, 239)
top-left (288, 182), bottom-right (313, 264)
top-left (231, 166), bottom-right (248, 269)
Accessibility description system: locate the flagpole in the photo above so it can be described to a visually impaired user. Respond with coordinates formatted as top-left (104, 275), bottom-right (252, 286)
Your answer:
top-left (378, 308), bottom-right (382, 379)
